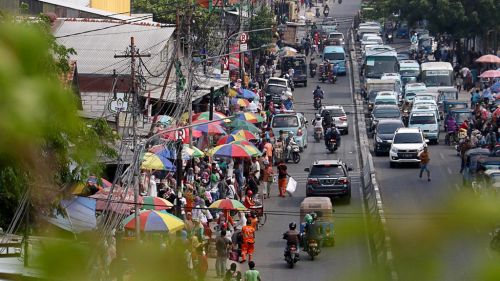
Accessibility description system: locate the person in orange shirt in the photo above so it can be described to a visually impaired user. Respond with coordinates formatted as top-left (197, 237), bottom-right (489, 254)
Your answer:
top-left (262, 139), bottom-right (273, 164)
top-left (241, 220), bottom-right (256, 262)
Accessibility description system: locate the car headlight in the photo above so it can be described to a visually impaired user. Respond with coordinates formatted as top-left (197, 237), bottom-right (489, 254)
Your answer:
top-left (376, 136), bottom-right (383, 143)
top-left (390, 146), bottom-right (398, 154)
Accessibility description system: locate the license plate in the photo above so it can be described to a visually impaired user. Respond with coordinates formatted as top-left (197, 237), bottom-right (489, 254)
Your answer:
top-left (402, 153), bottom-right (413, 158)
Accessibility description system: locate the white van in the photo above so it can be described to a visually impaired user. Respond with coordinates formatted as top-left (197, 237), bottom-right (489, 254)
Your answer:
top-left (408, 112), bottom-right (439, 144)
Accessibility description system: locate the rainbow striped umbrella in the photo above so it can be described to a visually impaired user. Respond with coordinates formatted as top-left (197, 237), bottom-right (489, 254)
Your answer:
top-left (216, 134), bottom-right (246, 145)
top-left (122, 210), bottom-right (184, 233)
top-left (182, 144), bottom-right (205, 159)
top-left (148, 144), bottom-right (175, 159)
top-left (142, 196), bottom-right (174, 210)
top-left (206, 143), bottom-right (253, 158)
top-left (236, 112), bottom-right (265, 124)
top-left (232, 129), bottom-right (259, 140)
top-left (192, 120), bottom-right (227, 135)
top-left (141, 152), bottom-right (175, 171)
top-left (231, 140), bottom-right (262, 156)
top-left (227, 119), bottom-right (261, 134)
top-left (193, 111), bottom-right (229, 122)
top-left (231, 98), bottom-right (250, 107)
top-left (209, 199), bottom-right (247, 211)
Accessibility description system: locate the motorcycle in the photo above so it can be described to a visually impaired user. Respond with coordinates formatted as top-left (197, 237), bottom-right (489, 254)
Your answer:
top-left (386, 33), bottom-right (393, 43)
top-left (314, 97), bottom-right (322, 110)
top-left (402, 110), bottom-right (409, 127)
top-left (307, 239), bottom-right (321, 260)
top-left (326, 138), bottom-right (338, 152)
top-left (323, 8), bottom-right (329, 17)
top-left (286, 140), bottom-right (301, 164)
top-left (309, 65), bottom-right (317, 78)
top-left (284, 244), bottom-right (300, 268)
top-left (314, 127), bottom-right (323, 142)
top-left (329, 72), bottom-right (337, 84)
top-left (315, 8), bottom-right (320, 18)
top-left (320, 72), bottom-right (328, 83)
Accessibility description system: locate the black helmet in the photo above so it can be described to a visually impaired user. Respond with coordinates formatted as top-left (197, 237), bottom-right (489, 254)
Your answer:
top-left (289, 222), bottom-right (296, 230)
top-left (311, 212), bottom-right (318, 221)
top-left (316, 85), bottom-right (320, 89)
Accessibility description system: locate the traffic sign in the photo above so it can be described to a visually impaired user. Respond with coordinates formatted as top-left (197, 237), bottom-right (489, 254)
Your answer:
top-left (240, 32), bottom-right (249, 43)
top-left (240, 43), bottom-right (248, 51)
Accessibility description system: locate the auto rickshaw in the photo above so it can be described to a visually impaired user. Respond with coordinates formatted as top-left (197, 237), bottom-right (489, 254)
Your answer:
top-left (462, 148), bottom-right (491, 186)
top-left (446, 108), bottom-right (472, 128)
top-left (471, 169), bottom-right (500, 197)
top-left (299, 197), bottom-right (335, 247)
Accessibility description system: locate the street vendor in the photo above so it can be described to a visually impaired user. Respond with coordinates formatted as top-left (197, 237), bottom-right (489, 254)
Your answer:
top-left (244, 190), bottom-right (256, 209)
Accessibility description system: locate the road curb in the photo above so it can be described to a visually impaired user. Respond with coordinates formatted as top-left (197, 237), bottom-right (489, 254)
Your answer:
top-left (349, 22), bottom-right (399, 281)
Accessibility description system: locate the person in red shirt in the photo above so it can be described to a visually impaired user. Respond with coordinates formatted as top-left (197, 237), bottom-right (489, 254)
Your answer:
top-left (243, 190), bottom-right (256, 209)
top-left (240, 220), bottom-right (256, 262)
top-left (460, 119), bottom-right (469, 130)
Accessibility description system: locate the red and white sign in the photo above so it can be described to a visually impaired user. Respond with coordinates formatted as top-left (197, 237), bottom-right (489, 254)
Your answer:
top-left (240, 32), bottom-right (249, 44)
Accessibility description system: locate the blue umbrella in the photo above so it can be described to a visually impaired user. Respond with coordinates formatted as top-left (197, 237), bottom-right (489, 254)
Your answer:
top-left (491, 82), bottom-right (500, 93)
top-left (238, 89), bottom-right (259, 100)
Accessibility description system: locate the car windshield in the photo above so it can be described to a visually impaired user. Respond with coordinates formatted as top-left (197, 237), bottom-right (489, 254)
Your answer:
top-left (393, 133), bottom-right (422, 144)
top-left (368, 91), bottom-right (379, 102)
top-left (329, 33), bottom-right (343, 40)
top-left (374, 109), bottom-right (400, 118)
top-left (422, 71), bottom-right (453, 87)
top-left (310, 165), bottom-right (345, 176)
top-left (268, 80), bottom-right (287, 87)
top-left (410, 115), bottom-right (435, 125)
top-left (272, 116), bottom-right (299, 127)
top-left (375, 99), bottom-right (397, 105)
top-left (378, 123), bottom-right (402, 134)
top-left (323, 108), bottom-right (344, 117)
top-left (324, 52), bottom-right (345, 61)
top-left (405, 92), bottom-right (416, 99)
top-left (401, 76), bottom-right (418, 86)
top-left (266, 85), bottom-right (286, 95)
top-left (452, 113), bottom-right (471, 124)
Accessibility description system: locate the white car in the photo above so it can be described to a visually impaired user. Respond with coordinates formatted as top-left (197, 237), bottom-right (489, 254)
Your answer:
top-left (320, 105), bottom-right (349, 134)
top-left (389, 127), bottom-right (428, 168)
top-left (267, 77), bottom-right (293, 92)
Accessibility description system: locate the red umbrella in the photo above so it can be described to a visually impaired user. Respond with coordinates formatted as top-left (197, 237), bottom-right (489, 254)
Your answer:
top-left (479, 70), bottom-right (500, 78)
top-left (192, 120), bottom-right (227, 135)
top-left (90, 187), bottom-right (143, 214)
top-left (475, 55), bottom-right (500, 64)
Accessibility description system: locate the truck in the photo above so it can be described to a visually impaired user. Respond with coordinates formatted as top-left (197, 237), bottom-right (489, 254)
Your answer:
top-left (282, 22), bottom-right (308, 49)
top-left (281, 55), bottom-right (308, 87)
top-left (363, 79), bottom-right (400, 102)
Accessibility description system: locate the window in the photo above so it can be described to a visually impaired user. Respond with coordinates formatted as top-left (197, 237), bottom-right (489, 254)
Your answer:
top-left (272, 116), bottom-right (299, 128)
top-left (378, 123), bottom-right (403, 134)
top-left (373, 109), bottom-right (400, 118)
top-left (310, 165), bottom-right (345, 176)
top-left (324, 52), bottom-right (345, 61)
top-left (322, 108), bottom-right (344, 117)
top-left (409, 115), bottom-right (436, 125)
top-left (393, 133), bottom-right (423, 144)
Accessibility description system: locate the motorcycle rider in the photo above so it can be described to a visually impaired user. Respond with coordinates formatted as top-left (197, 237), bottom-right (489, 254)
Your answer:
top-left (323, 4), bottom-right (330, 17)
top-left (445, 116), bottom-right (458, 144)
top-left (283, 222), bottom-right (301, 258)
top-left (322, 111), bottom-right (333, 129)
top-left (313, 85), bottom-right (324, 108)
top-left (285, 131), bottom-right (297, 160)
top-left (309, 58), bottom-right (317, 77)
top-left (324, 123), bottom-right (341, 148)
top-left (312, 113), bottom-right (324, 140)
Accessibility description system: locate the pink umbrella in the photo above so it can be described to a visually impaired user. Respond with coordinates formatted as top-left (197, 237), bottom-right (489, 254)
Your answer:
top-left (475, 55), bottom-right (500, 64)
top-left (479, 70), bottom-right (500, 78)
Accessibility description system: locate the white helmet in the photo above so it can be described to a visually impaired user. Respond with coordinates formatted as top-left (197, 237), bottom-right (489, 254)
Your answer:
top-left (315, 113), bottom-right (321, 119)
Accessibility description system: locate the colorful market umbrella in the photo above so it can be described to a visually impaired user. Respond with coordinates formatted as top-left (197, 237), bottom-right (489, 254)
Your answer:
top-left (230, 140), bottom-right (262, 156)
top-left (193, 111), bottom-right (229, 122)
top-left (148, 144), bottom-right (175, 159)
top-left (479, 70), bottom-right (500, 78)
top-left (182, 144), bottom-right (205, 159)
top-left (235, 112), bottom-right (265, 124)
top-left (141, 152), bottom-right (175, 171)
top-left (475, 54), bottom-right (500, 64)
top-left (122, 210), bottom-right (184, 233)
top-left (192, 120), bottom-right (227, 135)
top-left (491, 81), bottom-right (500, 93)
top-left (231, 98), bottom-right (250, 107)
top-left (227, 119), bottom-right (261, 133)
top-left (209, 199), bottom-right (247, 211)
top-left (142, 196), bottom-right (174, 210)
top-left (90, 187), bottom-right (142, 214)
top-left (216, 134), bottom-right (246, 145)
top-left (232, 129), bottom-right (259, 140)
top-left (237, 89), bottom-right (259, 100)
top-left (228, 88), bottom-right (238, 97)
top-left (161, 126), bottom-right (203, 144)
top-left (206, 143), bottom-right (254, 158)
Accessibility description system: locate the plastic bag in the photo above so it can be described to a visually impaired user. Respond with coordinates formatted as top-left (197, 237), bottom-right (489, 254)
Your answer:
top-left (286, 177), bottom-right (297, 194)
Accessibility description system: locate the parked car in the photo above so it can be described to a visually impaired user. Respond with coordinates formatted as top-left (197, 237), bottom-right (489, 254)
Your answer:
top-left (304, 159), bottom-right (353, 201)
top-left (320, 105), bottom-right (349, 134)
top-left (389, 127), bottom-right (429, 168)
top-left (374, 119), bottom-right (405, 156)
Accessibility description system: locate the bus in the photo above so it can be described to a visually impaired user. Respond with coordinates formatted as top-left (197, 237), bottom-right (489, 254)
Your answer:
top-left (323, 46), bottom-right (346, 75)
top-left (420, 62), bottom-right (454, 92)
top-left (362, 45), bottom-right (398, 79)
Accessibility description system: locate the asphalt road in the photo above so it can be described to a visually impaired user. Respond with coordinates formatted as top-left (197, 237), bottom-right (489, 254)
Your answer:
top-left (363, 38), bottom-right (493, 280)
top-left (249, 1), bottom-right (374, 280)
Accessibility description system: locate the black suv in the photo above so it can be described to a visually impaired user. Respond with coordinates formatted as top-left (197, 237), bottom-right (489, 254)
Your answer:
top-left (304, 160), bottom-right (352, 202)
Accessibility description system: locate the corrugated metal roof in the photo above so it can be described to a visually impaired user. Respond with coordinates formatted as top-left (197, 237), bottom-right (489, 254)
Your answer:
top-left (39, 0), bottom-right (132, 20)
top-left (54, 19), bottom-right (175, 77)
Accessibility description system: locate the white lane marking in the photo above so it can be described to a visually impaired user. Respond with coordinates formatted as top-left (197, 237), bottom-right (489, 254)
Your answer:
top-left (447, 167), bottom-right (452, 174)
top-left (440, 153), bottom-right (445, 160)
top-left (454, 184), bottom-right (460, 191)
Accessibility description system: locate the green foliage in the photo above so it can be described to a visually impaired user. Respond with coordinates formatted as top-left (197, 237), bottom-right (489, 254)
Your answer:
top-left (249, 7), bottom-right (275, 51)
top-left (0, 17), bottom-right (117, 229)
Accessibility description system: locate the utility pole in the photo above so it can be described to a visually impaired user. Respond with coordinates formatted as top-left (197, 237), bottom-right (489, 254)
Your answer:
top-left (208, 87), bottom-right (215, 120)
top-left (114, 37), bottom-right (150, 241)
top-left (238, 0), bottom-right (243, 80)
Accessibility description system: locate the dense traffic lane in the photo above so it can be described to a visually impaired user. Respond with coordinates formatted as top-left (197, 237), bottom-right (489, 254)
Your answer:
top-left (251, 1), bottom-right (373, 280)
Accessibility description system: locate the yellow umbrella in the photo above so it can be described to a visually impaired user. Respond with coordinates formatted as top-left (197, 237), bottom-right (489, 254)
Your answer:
top-left (228, 88), bottom-right (238, 97)
top-left (141, 152), bottom-right (175, 171)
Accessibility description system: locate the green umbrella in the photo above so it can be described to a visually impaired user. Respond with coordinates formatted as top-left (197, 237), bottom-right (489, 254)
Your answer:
top-left (227, 119), bottom-right (261, 134)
